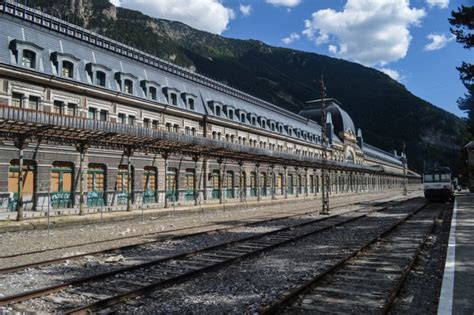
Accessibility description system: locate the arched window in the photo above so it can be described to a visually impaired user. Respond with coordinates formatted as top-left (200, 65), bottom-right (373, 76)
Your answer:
top-left (51, 161), bottom-right (74, 208)
top-left (8, 159), bottom-right (36, 211)
top-left (143, 166), bottom-right (157, 203)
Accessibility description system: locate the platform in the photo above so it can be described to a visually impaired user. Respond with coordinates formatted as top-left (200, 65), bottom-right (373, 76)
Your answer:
top-left (438, 192), bottom-right (474, 315)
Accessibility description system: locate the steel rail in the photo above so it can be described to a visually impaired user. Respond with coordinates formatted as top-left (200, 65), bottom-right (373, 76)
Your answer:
top-left (261, 202), bottom-right (445, 314)
top-left (62, 199), bottom-right (425, 314)
top-left (0, 198), bottom-right (418, 309)
top-left (0, 194), bottom-right (408, 274)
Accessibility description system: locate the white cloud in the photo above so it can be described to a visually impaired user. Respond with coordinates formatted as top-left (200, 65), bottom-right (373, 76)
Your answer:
top-left (266, 0), bottom-right (301, 7)
top-left (426, 0), bottom-right (449, 9)
top-left (328, 45), bottom-right (338, 54)
top-left (424, 33), bottom-right (454, 51)
top-left (303, 0), bottom-right (426, 67)
top-left (282, 32), bottom-right (300, 44)
top-left (113, 0), bottom-right (235, 34)
top-left (240, 4), bottom-right (252, 16)
top-left (380, 67), bottom-right (402, 81)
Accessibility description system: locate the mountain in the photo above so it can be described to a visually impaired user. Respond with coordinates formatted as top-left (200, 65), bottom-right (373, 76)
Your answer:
top-left (29, 0), bottom-right (470, 172)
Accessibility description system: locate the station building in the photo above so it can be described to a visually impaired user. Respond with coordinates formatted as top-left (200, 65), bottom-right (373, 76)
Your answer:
top-left (0, 2), bottom-right (419, 219)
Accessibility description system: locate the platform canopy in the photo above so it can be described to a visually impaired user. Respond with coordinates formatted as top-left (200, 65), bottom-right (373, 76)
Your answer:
top-left (0, 106), bottom-right (407, 175)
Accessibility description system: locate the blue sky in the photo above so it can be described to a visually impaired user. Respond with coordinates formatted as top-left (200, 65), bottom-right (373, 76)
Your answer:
top-left (113, 0), bottom-right (473, 118)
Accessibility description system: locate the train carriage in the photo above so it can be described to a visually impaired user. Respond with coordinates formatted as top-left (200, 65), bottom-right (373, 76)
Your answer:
top-left (423, 167), bottom-right (454, 201)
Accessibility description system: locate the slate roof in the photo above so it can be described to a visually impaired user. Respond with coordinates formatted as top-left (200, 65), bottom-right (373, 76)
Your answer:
top-left (363, 143), bottom-right (403, 166)
top-left (0, 1), bottom-right (403, 169)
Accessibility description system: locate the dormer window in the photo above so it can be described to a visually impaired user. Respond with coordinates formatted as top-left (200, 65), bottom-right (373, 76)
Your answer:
top-left (62, 61), bottom-right (74, 78)
top-left (115, 72), bottom-right (137, 95)
top-left (241, 114), bottom-right (246, 122)
top-left (124, 79), bottom-right (133, 94)
top-left (188, 98), bottom-right (195, 110)
top-left (87, 63), bottom-right (111, 88)
top-left (22, 50), bottom-right (36, 68)
top-left (10, 39), bottom-right (44, 71)
top-left (228, 110), bottom-right (234, 120)
top-left (252, 117), bottom-right (256, 126)
top-left (215, 106), bottom-right (221, 116)
top-left (149, 86), bottom-right (157, 100)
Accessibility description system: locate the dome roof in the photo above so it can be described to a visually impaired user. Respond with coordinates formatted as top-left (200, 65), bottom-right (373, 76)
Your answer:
top-left (298, 98), bottom-right (356, 135)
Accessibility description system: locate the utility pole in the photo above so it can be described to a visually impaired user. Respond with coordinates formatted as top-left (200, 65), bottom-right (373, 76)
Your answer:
top-left (320, 76), bottom-right (330, 215)
top-left (402, 142), bottom-right (408, 196)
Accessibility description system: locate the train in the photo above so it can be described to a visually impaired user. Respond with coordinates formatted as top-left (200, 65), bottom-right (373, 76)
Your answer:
top-left (423, 167), bottom-right (454, 202)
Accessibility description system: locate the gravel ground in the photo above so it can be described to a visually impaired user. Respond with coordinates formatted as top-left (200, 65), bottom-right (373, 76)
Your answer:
top-left (389, 201), bottom-right (453, 314)
top-left (0, 191), bottom-right (407, 269)
top-left (110, 199), bottom-right (426, 314)
top-left (0, 201), bottom-right (375, 297)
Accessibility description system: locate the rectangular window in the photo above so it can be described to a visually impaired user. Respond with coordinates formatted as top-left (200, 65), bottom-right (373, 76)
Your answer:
top-left (188, 98), bottom-right (195, 110)
top-left (88, 107), bottom-right (97, 120)
top-left (11, 93), bottom-right (23, 108)
top-left (173, 124), bottom-right (179, 133)
top-left (143, 118), bottom-right (150, 128)
top-left (62, 61), bottom-right (74, 78)
top-left (53, 100), bottom-right (64, 114)
top-left (170, 93), bottom-right (177, 106)
top-left (229, 111), bottom-right (234, 120)
top-left (128, 115), bottom-right (135, 126)
top-left (124, 80), bottom-right (133, 94)
top-left (241, 114), bottom-right (245, 122)
top-left (100, 110), bottom-right (108, 122)
top-left (67, 103), bottom-right (77, 116)
top-left (149, 87), bottom-right (157, 100)
top-left (96, 71), bottom-right (106, 87)
top-left (166, 123), bottom-right (172, 132)
top-left (28, 96), bottom-right (39, 110)
top-left (215, 107), bottom-right (221, 116)
top-left (152, 120), bottom-right (159, 130)
top-left (21, 50), bottom-right (35, 69)
top-left (118, 113), bottom-right (126, 124)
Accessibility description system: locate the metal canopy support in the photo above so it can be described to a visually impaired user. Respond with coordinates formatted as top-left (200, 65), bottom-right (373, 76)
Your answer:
top-left (218, 158), bottom-right (224, 205)
top-left (126, 148), bottom-right (133, 211)
top-left (15, 137), bottom-right (27, 221)
top-left (256, 163), bottom-right (261, 202)
top-left (76, 142), bottom-right (88, 216)
top-left (402, 143), bottom-right (408, 196)
top-left (163, 153), bottom-right (169, 208)
top-left (284, 165), bottom-right (288, 199)
top-left (239, 160), bottom-right (244, 202)
top-left (271, 164), bottom-right (276, 200)
top-left (305, 168), bottom-right (309, 197)
top-left (193, 155), bottom-right (200, 206)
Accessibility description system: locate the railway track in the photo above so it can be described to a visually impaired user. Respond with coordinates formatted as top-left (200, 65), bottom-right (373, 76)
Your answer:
top-left (1, 197), bottom-right (424, 313)
top-left (0, 194), bottom-right (408, 274)
top-left (262, 202), bottom-right (447, 314)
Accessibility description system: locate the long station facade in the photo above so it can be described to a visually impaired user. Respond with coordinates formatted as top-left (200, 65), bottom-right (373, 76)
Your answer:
top-left (0, 2), bottom-right (419, 219)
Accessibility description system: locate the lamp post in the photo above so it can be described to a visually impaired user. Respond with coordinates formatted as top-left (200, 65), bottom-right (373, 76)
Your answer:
top-left (320, 76), bottom-right (330, 215)
top-left (402, 143), bottom-right (408, 196)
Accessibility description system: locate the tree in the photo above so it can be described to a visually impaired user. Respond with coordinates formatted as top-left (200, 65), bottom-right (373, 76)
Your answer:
top-left (449, 5), bottom-right (474, 135)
